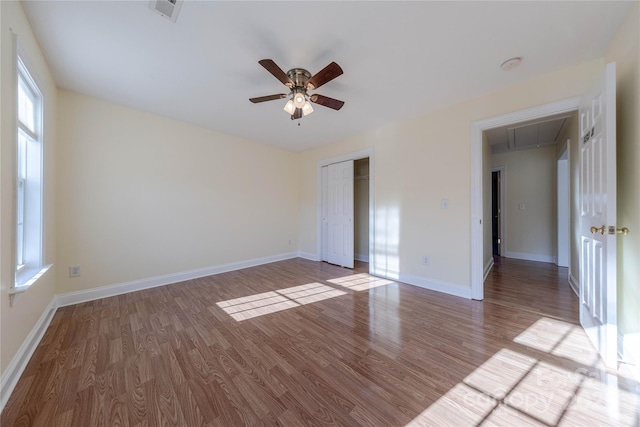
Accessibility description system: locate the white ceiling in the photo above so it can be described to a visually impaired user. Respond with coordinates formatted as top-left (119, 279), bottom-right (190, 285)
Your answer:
top-left (22, 1), bottom-right (631, 151)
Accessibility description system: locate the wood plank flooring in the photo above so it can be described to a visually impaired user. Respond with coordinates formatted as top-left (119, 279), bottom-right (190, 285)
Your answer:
top-left (484, 257), bottom-right (579, 323)
top-left (2, 258), bottom-right (638, 426)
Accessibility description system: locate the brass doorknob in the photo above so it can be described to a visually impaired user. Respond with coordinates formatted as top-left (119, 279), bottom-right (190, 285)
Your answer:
top-left (616, 227), bottom-right (630, 235)
top-left (590, 225), bottom-right (606, 235)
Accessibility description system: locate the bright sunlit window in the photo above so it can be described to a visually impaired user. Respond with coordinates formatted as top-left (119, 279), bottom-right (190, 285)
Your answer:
top-left (15, 54), bottom-right (44, 288)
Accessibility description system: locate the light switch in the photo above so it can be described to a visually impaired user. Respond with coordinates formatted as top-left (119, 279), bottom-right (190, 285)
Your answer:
top-left (441, 199), bottom-right (449, 210)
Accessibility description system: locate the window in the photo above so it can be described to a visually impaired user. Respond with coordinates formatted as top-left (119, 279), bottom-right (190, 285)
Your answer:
top-left (15, 55), bottom-right (44, 288)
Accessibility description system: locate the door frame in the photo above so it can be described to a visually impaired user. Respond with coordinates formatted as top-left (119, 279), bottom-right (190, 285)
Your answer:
top-left (471, 97), bottom-right (580, 300)
top-left (557, 142), bottom-right (570, 269)
top-left (317, 148), bottom-right (374, 273)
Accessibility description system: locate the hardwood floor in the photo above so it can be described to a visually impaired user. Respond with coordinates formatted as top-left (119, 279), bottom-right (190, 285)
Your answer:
top-left (2, 258), bottom-right (638, 426)
top-left (484, 257), bottom-right (578, 323)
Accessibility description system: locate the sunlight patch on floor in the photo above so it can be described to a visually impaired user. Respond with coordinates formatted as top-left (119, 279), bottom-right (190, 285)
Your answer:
top-left (276, 282), bottom-right (347, 305)
top-left (481, 404), bottom-right (546, 426)
top-left (513, 317), bottom-right (598, 366)
top-left (464, 349), bottom-right (537, 400)
top-left (504, 361), bottom-right (581, 425)
top-left (407, 318), bottom-right (640, 426)
top-left (327, 273), bottom-right (394, 291)
top-left (561, 371), bottom-right (640, 426)
top-left (513, 317), bottom-right (573, 353)
top-left (216, 283), bottom-right (346, 321)
top-left (551, 327), bottom-right (599, 366)
top-left (406, 383), bottom-right (495, 426)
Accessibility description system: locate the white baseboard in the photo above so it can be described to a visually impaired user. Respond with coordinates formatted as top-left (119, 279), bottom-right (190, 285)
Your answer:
top-left (57, 252), bottom-right (299, 307)
top-left (504, 251), bottom-right (556, 264)
top-left (372, 268), bottom-right (471, 299)
top-left (620, 331), bottom-right (640, 365)
top-left (2, 251), bottom-right (471, 413)
top-left (619, 331), bottom-right (640, 381)
top-left (568, 273), bottom-right (579, 297)
top-left (483, 257), bottom-right (494, 282)
top-left (0, 297), bottom-right (58, 412)
top-left (399, 273), bottom-right (472, 299)
top-left (355, 253), bottom-right (369, 263)
top-left (296, 252), bottom-right (369, 263)
top-left (297, 251), bottom-right (320, 262)
top-left (2, 252), bottom-right (301, 412)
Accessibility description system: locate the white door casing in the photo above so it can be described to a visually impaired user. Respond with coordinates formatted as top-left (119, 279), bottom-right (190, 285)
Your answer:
top-left (326, 160), bottom-right (354, 268)
top-left (321, 166), bottom-right (329, 262)
top-left (471, 97), bottom-right (581, 300)
top-left (579, 62), bottom-right (617, 368)
top-left (557, 147), bottom-right (570, 268)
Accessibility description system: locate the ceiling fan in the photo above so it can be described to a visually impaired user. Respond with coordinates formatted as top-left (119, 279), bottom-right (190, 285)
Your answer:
top-left (250, 59), bottom-right (345, 120)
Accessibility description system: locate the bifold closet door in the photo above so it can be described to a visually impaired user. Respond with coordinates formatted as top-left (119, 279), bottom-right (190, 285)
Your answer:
top-left (325, 160), bottom-right (354, 268)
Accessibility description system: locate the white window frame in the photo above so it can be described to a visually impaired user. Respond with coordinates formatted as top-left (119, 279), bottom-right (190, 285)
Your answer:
top-left (14, 49), bottom-right (45, 289)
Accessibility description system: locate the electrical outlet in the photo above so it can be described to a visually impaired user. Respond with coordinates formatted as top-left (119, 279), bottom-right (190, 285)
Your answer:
top-left (423, 256), bottom-right (429, 266)
top-left (69, 265), bottom-right (81, 278)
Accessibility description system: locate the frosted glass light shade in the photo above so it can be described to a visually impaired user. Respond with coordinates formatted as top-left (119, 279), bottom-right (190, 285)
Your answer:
top-left (302, 101), bottom-right (314, 116)
top-left (293, 91), bottom-right (306, 108)
top-left (283, 99), bottom-right (295, 114)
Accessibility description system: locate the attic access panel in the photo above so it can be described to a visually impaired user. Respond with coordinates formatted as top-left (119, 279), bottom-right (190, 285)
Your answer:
top-left (507, 117), bottom-right (569, 150)
top-left (149, 0), bottom-right (183, 23)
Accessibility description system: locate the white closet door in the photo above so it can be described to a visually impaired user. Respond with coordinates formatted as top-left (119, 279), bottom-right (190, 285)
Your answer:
top-left (326, 160), bottom-right (354, 268)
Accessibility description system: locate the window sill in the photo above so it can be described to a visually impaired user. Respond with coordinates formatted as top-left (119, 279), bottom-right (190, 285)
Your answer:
top-left (10, 264), bottom-right (52, 306)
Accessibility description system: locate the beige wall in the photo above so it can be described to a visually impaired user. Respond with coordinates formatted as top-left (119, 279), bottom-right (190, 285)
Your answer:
top-left (56, 90), bottom-right (301, 294)
top-left (492, 146), bottom-right (557, 262)
top-left (0, 1), bottom-right (58, 374)
top-left (298, 59), bottom-right (603, 291)
top-left (606, 2), bottom-right (640, 362)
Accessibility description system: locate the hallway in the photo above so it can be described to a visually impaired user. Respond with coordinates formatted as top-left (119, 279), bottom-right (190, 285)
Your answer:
top-left (484, 257), bottom-right (578, 323)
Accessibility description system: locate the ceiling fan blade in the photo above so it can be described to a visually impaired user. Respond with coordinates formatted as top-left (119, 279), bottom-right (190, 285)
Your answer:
top-left (306, 62), bottom-right (343, 90)
top-left (249, 94), bottom-right (287, 103)
top-left (258, 59), bottom-right (294, 88)
top-left (309, 94), bottom-right (345, 110)
top-left (291, 108), bottom-right (302, 120)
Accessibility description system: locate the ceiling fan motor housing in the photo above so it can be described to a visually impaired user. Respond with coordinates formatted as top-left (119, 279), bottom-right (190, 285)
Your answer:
top-left (287, 68), bottom-right (312, 90)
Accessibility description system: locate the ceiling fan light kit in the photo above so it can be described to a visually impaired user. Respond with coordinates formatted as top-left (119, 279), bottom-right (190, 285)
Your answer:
top-left (250, 59), bottom-right (345, 121)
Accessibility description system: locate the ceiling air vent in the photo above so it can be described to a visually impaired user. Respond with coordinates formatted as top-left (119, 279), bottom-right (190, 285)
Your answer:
top-left (149, 0), bottom-right (183, 23)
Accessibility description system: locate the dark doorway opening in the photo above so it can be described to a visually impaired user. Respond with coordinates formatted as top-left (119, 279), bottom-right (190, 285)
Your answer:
top-left (492, 170), bottom-right (501, 257)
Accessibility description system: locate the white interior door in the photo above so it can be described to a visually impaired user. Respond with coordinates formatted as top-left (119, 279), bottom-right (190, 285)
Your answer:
top-left (326, 160), bottom-right (354, 268)
top-left (579, 62), bottom-right (617, 368)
